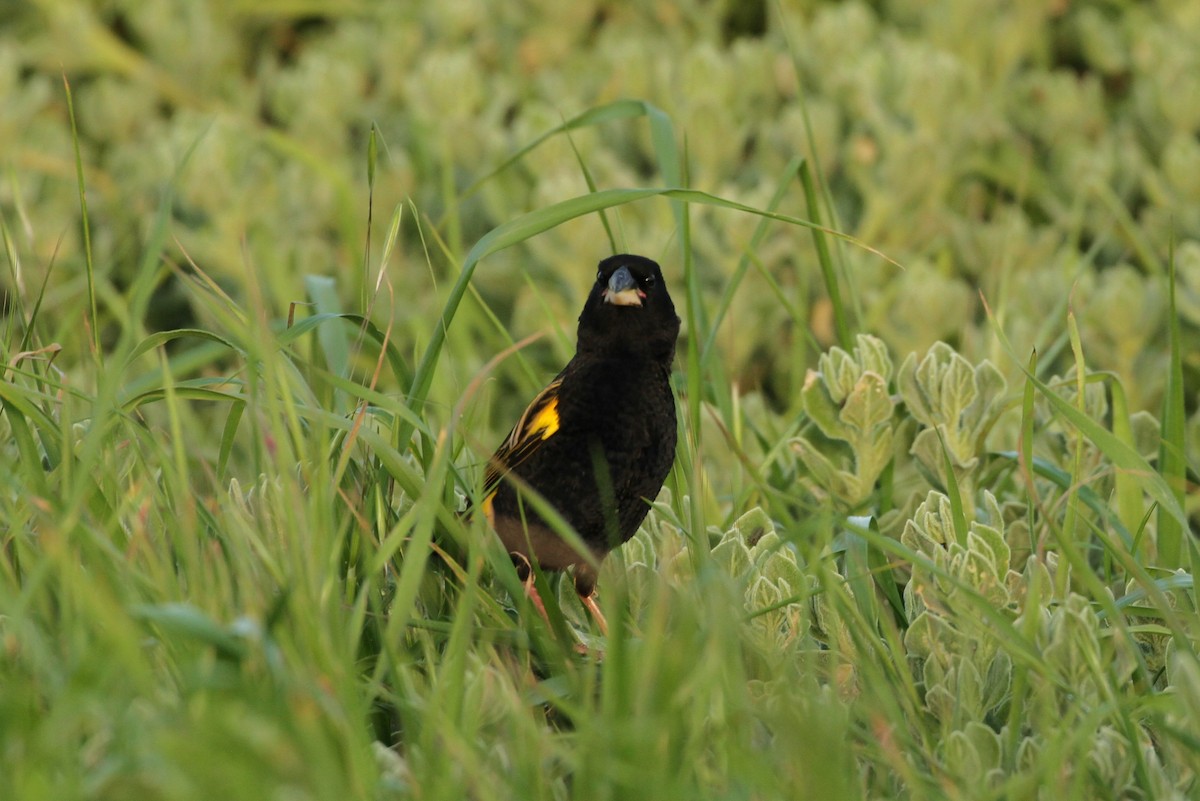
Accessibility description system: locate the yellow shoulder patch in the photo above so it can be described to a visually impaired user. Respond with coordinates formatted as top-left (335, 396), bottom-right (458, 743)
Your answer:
top-left (484, 378), bottom-right (564, 495)
top-left (481, 490), bottom-right (496, 528)
top-left (527, 396), bottom-right (560, 440)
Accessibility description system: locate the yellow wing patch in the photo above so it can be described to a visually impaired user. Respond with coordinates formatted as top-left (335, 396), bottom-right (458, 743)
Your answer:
top-left (526, 397), bottom-right (560, 440)
top-left (481, 490), bottom-right (496, 528)
top-left (483, 377), bottom-right (564, 496)
top-left (502, 379), bottom-right (563, 454)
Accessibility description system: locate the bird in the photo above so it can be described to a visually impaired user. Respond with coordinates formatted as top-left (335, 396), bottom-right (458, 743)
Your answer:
top-left (479, 254), bottom-right (679, 635)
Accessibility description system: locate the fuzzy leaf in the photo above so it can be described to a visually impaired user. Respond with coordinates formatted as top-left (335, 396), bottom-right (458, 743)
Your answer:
top-left (905, 610), bottom-right (954, 661)
top-left (802, 369), bottom-right (848, 440)
top-left (967, 521), bottom-right (1010, 583)
top-left (982, 650), bottom-right (1013, 714)
top-left (711, 530), bottom-right (752, 577)
top-left (840, 371), bottom-right (893, 435)
top-left (856, 334), bottom-right (894, 379)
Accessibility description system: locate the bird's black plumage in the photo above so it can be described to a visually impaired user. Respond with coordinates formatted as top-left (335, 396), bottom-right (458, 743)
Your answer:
top-left (481, 254), bottom-right (679, 616)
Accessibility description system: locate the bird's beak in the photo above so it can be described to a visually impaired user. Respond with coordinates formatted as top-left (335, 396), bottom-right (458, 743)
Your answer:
top-left (603, 266), bottom-right (644, 307)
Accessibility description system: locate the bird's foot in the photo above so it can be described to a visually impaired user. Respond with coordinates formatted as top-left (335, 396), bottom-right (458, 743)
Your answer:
top-left (509, 553), bottom-right (606, 656)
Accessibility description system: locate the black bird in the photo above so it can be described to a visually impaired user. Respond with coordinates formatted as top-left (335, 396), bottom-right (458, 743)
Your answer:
top-left (480, 254), bottom-right (679, 633)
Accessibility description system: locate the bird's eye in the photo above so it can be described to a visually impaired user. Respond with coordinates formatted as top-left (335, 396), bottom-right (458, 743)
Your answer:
top-left (642, 274), bottom-right (657, 288)
top-left (597, 270), bottom-right (604, 283)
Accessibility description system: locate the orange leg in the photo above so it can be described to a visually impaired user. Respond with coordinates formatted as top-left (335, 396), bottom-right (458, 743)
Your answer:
top-left (510, 552), bottom-right (551, 626)
top-left (579, 592), bottom-right (609, 636)
top-left (510, 553), bottom-right (608, 646)
top-left (523, 572), bottom-right (550, 624)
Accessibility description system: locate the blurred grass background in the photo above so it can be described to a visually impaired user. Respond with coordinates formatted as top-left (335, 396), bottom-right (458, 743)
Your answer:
top-left (7, 0), bottom-right (1200, 410)
top-left (2, 1), bottom-right (1199, 799)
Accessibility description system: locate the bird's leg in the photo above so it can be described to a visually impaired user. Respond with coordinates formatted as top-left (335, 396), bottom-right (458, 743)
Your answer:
top-left (579, 592), bottom-right (609, 636)
top-left (510, 552), bottom-right (550, 625)
top-left (511, 555), bottom-right (607, 651)
top-left (574, 569), bottom-right (608, 636)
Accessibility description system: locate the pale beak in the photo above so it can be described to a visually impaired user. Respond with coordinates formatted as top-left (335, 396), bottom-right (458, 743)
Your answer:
top-left (603, 265), bottom-right (643, 307)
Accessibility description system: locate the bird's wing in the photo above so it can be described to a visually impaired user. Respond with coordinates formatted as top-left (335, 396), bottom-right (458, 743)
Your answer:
top-left (483, 376), bottom-right (564, 496)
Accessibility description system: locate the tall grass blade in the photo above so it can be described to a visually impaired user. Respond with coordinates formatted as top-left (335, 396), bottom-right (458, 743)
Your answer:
top-left (1158, 240), bottom-right (1186, 570)
top-left (800, 160), bottom-right (852, 349)
top-left (62, 74), bottom-right (100, 362)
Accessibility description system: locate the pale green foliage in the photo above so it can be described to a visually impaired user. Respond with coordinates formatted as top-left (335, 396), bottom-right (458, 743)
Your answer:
top-left (794, 334), bottom-right (895, 507)
top-left (1177, 241), bottom-right (1200, 326)
top-left (791, 336), bottom-right (1011, 515)
top-left (625, 501), bottom-right (810, 649)
top-left (780, 314), bottom-right (1196, 797)
top-left (902, 492), bottom-right (1017, 726)
top-left (898, 342), bottom-right (1007, 493)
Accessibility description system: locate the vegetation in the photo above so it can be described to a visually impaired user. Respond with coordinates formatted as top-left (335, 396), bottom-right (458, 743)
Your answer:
top-left (2, 1), bottom-right (1198, 799)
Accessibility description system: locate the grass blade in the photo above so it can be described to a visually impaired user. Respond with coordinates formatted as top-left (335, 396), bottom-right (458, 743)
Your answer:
top-left (63, 74), bottom-right (100, 362)
top-left (800, 160), bottom-right (852, 350)
top-left (1158, 241), bottom-right (1186, 570)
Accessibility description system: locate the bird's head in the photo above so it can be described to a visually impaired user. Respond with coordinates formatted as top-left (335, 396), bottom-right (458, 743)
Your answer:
top-left (577, 254), bottom-right (680, 360)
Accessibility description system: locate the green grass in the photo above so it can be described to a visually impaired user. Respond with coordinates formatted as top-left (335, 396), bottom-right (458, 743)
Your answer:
top-left (3, 3), bottom-right (1200, 800)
